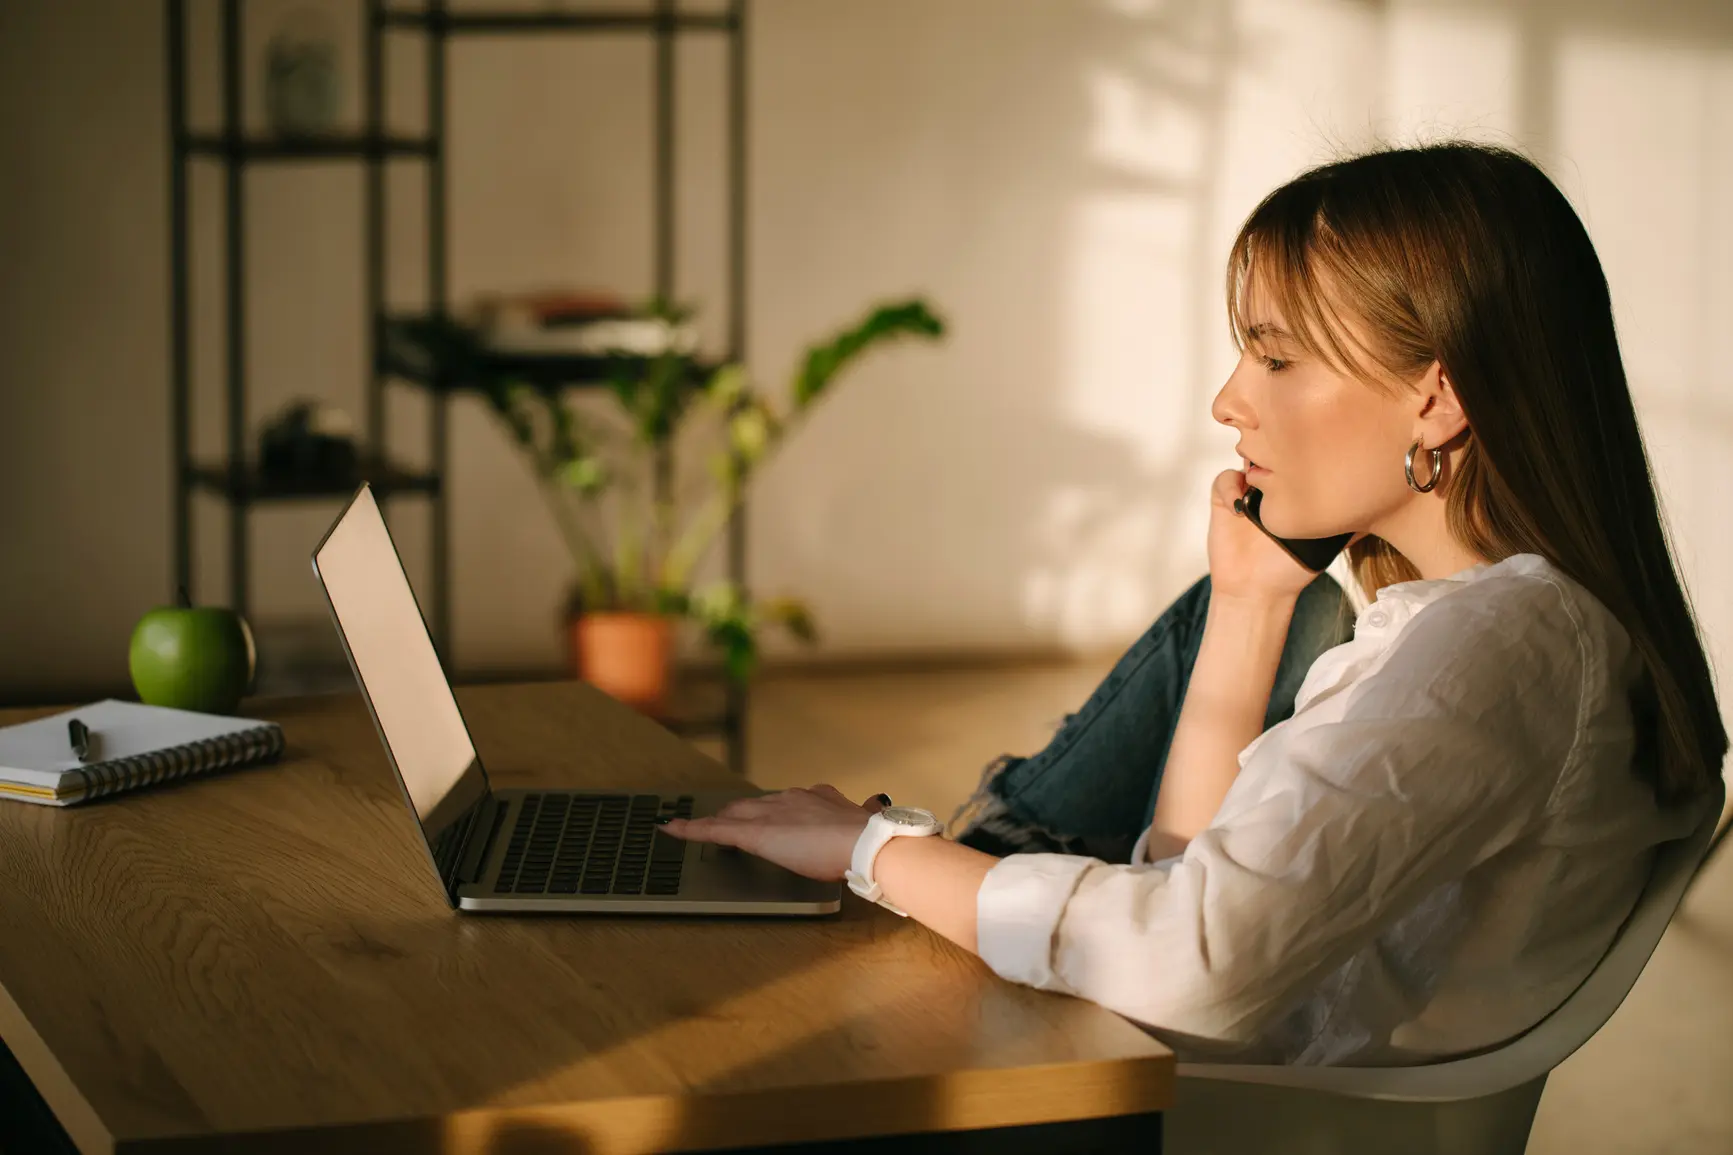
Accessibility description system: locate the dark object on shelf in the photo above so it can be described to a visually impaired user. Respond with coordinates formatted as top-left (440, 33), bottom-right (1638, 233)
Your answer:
top-left (166, 0), bottom-right (753, 774)
top-left (379, 312), bottom-right (718, 390)
top-left (259, 399), bottom-right (359, 488)
top-left (264, 12), bottom-right (341, 137)
top-left (183, 133), bottom-right (434, 160)
top-left (469, 287), bottom-right (632, 328)
top-left (188, 459), bottom-right (438, 503)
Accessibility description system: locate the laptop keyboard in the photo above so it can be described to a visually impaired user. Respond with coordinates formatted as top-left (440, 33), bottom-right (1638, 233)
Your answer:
top-left (493, 793), bottom-right (695, 896)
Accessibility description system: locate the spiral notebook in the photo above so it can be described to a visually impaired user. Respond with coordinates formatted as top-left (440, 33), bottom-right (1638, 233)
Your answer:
top-left (0, 699), bottom-right (284, 807)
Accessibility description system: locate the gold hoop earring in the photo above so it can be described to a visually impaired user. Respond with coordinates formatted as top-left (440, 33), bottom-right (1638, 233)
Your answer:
top-left (1405, 440), bottom-right (1443, 493)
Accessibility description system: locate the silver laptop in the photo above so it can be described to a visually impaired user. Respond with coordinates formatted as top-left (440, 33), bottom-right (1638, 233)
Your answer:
top-left (311, 483), bottom-right (841, 916)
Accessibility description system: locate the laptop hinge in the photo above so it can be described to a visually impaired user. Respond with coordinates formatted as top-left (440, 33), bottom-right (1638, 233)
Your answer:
top-left (452, 793), bottom-right (508, 895)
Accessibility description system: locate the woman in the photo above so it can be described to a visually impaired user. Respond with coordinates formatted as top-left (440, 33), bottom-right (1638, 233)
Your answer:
top-left (657, 142), bottom-right (1726, 1066)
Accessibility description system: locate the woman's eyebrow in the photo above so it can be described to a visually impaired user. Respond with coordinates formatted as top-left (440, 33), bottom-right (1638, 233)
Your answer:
top-left (1245, 323), bottom-right (1293, 341)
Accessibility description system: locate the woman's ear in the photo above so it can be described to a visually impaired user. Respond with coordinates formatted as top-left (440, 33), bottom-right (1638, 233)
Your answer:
top-left (1415, 361), bottom-right (1472, 448)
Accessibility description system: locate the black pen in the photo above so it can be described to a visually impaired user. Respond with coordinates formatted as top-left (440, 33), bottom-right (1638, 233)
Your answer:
top-left (68, 718), bottom-right (93, 763)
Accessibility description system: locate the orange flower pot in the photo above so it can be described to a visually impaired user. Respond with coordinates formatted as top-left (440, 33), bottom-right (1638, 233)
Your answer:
top-left (569, 612), bottom-right (675, 717)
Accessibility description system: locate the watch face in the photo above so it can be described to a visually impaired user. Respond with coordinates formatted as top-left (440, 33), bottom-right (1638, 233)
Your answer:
top-left (882, 805), bottom-right (938, 828)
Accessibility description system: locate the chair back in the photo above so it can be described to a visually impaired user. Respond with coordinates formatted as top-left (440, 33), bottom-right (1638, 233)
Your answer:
top-left (1167, 778), bottom-right (1725, 1154)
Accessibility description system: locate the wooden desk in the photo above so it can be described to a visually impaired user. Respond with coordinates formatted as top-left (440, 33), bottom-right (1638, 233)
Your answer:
top-left (0, 682), bottom-right (1173, 1154)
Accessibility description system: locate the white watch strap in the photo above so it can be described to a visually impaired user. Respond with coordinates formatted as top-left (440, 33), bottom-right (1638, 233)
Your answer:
top-left (846, 807), bottom-right (940, 916)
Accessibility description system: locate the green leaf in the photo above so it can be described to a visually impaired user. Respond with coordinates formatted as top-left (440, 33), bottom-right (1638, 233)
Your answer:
top-left (688, 581), bottom-right (746, 626)
top-left (549, 398), bottom-right (581, 463)
top-left (757, 596), bottom-right (818, 644)
top-left (650, 587), bottom-right (691, 616)
top-left (617, 350), bottom-right (706, 447)
top-left (707, 619), bottom-right (757, 682)
top-left (792, 299), bottom-right (946, 409)
top-left (558, 455), bottom-right (609, 495)
top-left (495, 382), bottom-right (538, 446)
top-left (728, 406), bottom-right (772, 464)
top-left (642, 295), bottom-right (695, 326)
top-left (706, 364), bottom-right (748, 409)
top-left (605, 360), bottom-right (640, 413)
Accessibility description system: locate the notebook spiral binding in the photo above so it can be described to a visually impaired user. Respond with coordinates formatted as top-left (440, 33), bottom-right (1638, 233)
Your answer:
top-left (67, 725), bottom-right (286, 802)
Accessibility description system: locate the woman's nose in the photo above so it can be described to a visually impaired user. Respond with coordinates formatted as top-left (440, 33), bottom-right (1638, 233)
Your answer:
top-left (1211, 364), bottom-right (1256, 429)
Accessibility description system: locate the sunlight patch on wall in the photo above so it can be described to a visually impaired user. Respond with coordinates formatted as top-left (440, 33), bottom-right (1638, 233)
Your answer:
top-left (1056, 192), bottom-right (1196, 455)
top-left (1023, 50), bottom-right (1226, 649)
top-left (1087, 63), bottom-right (1213, 184)
top-left (1022, 483), bottom-right (1172, 650)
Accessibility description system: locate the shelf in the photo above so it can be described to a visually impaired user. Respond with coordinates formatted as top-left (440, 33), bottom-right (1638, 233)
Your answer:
top-left (380, 8), bottom-right (737, 34)
top-left (378, 313), bottom-right (719, 391)
top-left (167, 0), bottom-right (750, 772)
top-left (182, 134), bottom-right (436, 162)
top-left (186, 460), bottom-right (441, 503)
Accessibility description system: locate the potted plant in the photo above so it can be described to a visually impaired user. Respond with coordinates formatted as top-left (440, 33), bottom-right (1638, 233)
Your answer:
top-left (476, 298), bottom-right (945, 715)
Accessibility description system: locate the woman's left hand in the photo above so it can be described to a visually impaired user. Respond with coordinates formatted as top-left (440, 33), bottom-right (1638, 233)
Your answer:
top-left (657, 786), bottom-right (890, 881)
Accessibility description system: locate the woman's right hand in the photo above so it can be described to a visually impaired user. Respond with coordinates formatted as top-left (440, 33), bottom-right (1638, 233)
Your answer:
top-left (1204, 469), bottom-right (1320, 605)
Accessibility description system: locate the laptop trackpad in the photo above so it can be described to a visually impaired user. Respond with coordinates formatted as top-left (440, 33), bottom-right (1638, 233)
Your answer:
top-left (700, 841), bottom-right (793, 883)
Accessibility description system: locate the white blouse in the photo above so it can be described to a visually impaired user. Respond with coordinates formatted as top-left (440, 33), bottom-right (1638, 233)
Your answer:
top-left (974, 553), bottom-right (1708, 1065)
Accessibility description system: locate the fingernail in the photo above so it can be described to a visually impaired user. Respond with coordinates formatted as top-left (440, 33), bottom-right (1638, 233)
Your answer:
top-left (875, 793), bottom-right (892, 806)
top-left (653, 815), bottom-right (673, 825)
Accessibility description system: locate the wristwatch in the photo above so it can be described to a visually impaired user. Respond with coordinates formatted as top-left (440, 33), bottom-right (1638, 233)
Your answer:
top-left (845, 805), bottom-right (943, 916)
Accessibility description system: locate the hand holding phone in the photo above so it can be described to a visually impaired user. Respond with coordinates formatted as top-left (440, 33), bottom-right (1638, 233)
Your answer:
top-left (1232, 487), bottom-right (1354, 573)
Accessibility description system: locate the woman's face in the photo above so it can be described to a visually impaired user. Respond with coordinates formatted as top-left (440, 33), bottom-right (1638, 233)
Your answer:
top-left (1210, 298), bottom-right (1419, 541)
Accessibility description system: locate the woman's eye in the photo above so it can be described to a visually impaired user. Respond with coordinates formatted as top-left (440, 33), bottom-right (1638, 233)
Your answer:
top-left (1257, 354), bottom-right (1289, 373)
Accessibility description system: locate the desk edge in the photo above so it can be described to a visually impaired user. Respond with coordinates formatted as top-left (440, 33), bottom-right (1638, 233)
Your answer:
top-left (0, 978), bottom-right (116, 1154)
top-left (105, 1050), bottom-right (1173, 1154)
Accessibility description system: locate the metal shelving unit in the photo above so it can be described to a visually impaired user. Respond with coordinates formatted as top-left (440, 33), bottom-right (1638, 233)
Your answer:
top-left (167, 0), bottom-right (751, 771)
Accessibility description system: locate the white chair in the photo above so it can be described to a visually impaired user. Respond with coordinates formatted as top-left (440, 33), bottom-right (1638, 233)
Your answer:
top-left (1164, 777), bottom-right (1725, 1155)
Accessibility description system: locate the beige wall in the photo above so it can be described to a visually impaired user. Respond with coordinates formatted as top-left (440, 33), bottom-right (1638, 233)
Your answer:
top-left (2, 1), bottom-right (1731, 727)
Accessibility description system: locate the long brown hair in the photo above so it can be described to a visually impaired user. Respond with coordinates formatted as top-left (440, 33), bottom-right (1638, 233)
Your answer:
top-left (1226, 142), bottom-right (1724, 807)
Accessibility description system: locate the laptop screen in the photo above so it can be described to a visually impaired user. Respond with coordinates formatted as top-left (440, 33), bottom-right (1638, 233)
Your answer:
top-left (312, 486), bottom-right (489, 884)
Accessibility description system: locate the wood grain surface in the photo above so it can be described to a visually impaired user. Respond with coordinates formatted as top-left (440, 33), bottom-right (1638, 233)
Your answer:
top-left (0, 681), bottom-right (1173, 1154)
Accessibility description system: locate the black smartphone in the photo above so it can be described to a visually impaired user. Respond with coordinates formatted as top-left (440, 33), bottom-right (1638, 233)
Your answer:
top-left (1232, 487), bottom-right (1354, 573)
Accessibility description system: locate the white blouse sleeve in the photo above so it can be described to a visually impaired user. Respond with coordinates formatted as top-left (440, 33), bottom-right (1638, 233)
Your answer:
top-left (973, 574), bottom-right (1584, 1047)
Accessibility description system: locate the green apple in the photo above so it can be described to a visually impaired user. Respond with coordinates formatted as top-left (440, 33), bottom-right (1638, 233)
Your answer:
top-left (128, 604), bottom-right (256, 715)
